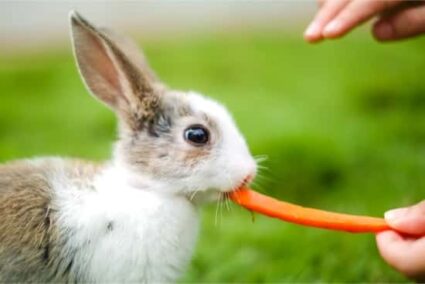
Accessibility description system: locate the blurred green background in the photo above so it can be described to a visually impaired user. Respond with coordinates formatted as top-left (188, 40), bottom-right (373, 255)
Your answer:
top-left (1, 18), bottom-right (425, 281)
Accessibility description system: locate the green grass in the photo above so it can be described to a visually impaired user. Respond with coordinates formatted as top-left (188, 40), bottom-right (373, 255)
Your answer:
top-left (1, 30), bottom-right (425, 282)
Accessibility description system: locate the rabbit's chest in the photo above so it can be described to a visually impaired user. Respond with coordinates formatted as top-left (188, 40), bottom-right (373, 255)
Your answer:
top-left (57, 185), bottom-right (199, 283)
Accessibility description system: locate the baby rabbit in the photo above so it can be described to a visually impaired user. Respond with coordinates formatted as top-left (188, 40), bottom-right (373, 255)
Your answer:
top-left (0, 11), bottom-right (256, 283)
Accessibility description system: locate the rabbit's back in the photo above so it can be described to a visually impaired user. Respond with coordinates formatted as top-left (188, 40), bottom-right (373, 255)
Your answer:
top-left (0, 158), bottom-right (101, 282)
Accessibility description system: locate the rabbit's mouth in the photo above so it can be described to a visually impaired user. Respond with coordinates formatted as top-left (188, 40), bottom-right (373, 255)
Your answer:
top-left (185, 174), bottom-right (255, 205)
top-left (233, 174), bottom-right (255, 192)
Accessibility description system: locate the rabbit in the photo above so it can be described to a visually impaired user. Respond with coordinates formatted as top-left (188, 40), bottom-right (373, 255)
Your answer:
top-left (0, 10), bottom-right (257, 283)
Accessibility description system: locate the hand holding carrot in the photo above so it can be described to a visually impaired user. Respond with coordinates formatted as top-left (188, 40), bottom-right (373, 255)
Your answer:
top-left (230, 189), bottom-right (425, 280)
top-left (305, 0), bottom-right (425, 43)
top-left (376, 201), bottom-right (425, 281)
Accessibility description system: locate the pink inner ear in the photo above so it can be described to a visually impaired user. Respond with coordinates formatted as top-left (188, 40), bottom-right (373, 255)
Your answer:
top-left (89, 38), bottom-right (121, 91)
top-left (73, 24), bottom-right (123, 108)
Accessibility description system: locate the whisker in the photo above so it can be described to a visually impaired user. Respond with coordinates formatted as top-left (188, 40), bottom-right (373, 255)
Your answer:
top-left (256, 164), bottom-right (269, 170)
top-left (251, 182), bottom-right (267, 193)
top-left (215, 193), bottom-right (221, 227)
top-left (224, 192), bottom-right (230, 211)
top-left (189, 190), bottom-right (198, 201)
top-left (218, 193), bottom-right (223, 227)
top-left (254, 154), bottom-right (268, 158)
top-left (221, 193), bottom-right (225, 221)
top-left (254, 173), bottom-right (273, 183)
top-left (256, 167), bottom-right (272, 176)
top-left (224, 192), bottom-right (231, 212)
top-left (254, 154), bottom-right (268, 163)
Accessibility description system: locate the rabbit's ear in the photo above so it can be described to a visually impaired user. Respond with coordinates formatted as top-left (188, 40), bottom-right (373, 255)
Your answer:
top-left (69, 11), bottom-right (159, 126)
top-left (99, 28), bottom-right (159, 83)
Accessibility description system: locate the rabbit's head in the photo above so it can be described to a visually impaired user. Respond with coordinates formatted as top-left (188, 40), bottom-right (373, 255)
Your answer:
top-left (70, 12), bottom-right (256, 198)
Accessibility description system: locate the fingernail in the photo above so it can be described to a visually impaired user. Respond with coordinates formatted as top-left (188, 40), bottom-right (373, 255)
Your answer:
top-left (374, 21), bottom-right (394, 40)
top-left (385, 208), bottom-right (408, 223)
top-left (323, 20), bottom-right (342, 37)
top-left (305, 22), bottom-right (320, 38)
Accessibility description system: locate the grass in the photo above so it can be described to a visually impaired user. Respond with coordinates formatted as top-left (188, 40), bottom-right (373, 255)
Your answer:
top-left (1, 29), bottom-right (425, 282)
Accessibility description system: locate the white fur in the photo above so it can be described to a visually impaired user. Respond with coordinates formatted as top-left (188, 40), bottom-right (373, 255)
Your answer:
top-left (46, 92), bottom-right (256, 283)
top-left (113, 91), bottom-right (257, 196)
top-left (52, 163), bottom-right (198, 283)
top-left (184, 92), bottom-right (257, 190)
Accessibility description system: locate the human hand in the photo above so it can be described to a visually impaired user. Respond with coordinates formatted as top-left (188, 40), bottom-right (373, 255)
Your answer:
top-left (376, 201), bottom-right (425, 281)
top-left (304, 0), bottom-right (425, 43)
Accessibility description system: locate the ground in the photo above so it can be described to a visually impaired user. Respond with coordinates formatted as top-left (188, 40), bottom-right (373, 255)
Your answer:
top-left (1, 30), bottom-right (424, 282)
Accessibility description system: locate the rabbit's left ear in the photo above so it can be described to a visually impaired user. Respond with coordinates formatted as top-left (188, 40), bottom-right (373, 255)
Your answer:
top-left (69, 11), bottom-right (160, 128)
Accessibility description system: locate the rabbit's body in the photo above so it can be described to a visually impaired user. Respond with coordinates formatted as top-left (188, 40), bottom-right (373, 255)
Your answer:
top-left (0, 12), bottom-right (257, 282)
top-left (0, 158), bottom-right (198, 282)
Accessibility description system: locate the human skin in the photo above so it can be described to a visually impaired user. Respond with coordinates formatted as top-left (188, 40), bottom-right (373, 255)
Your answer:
top-left (376, 201), bottom-right (425, 281)
top-left (304, 0), bottom-right (425, 42)
top-left (304, 1), bottom-right (425, 279)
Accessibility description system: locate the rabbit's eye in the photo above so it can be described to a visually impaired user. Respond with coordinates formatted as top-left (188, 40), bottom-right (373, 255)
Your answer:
top-left (184, 125), bottom-right (209, 146)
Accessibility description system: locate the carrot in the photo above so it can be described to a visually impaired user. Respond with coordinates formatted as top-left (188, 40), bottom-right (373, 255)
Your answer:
top-left (230, 187), bottom-right (391, 233)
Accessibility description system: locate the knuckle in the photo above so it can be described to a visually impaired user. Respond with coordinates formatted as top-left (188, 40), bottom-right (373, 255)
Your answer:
top-left (387, 254), bottom-right (417, 276)
top-left (397, 262), bottom-right (424, 279)
top-left (405, 10), bottom-right (421, 26)
top-left (381, 0), bottom-right (393, 10)
top-left (390, 250), bottom-right (425, 279)
top-left (395, 9), bottom-right (424, 34)
top-left (417, 200), bottom-right (425, 212)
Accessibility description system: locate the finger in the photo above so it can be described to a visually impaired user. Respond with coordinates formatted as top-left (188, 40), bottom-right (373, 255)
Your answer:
top-left (304, 0), bottom-right (350, 42)
top-left (323, 0), bottom-right (402, 38)
top-left (384, 201), bottom-right (425, 235)
top-left (376, 231), bottom-right (425, 280)
top-left (373, 3), bottom-right (425, 41)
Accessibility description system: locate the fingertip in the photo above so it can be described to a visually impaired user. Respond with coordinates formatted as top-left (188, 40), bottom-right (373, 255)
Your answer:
top-left (373, 5), bottom-right (425, 43)
top-left (384, 208), bottom-right (407, 228)
top-left (313, 0), bottom-right (351, 39)
top-left (322, 20), bottom-right (344, 38)
top-left (384, 205), bottom-right (425, 235)
top-left (372, 20), bottom-right (395, 41)
top-left (376, 230), bottom-right (402, 244)
top-left (304, 34), bottom-right (323, 43)
top-left (304, 22), bottom-right (323, 43)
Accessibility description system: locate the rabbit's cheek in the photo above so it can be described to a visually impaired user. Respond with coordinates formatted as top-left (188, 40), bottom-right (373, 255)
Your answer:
top-left (183, 147), bottom-right (212, 167)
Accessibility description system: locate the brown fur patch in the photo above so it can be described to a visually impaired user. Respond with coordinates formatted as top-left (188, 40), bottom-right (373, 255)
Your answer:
top-left (72, 12), bottom-right (164, 136)
top-left (183, 147), bottom-right (211, 167)
top-left (0, 159), bottom-right (102, 282)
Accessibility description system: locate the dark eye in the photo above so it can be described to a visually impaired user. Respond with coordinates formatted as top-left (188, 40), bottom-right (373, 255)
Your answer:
top-left (184, 125), bottom-right (210, 146)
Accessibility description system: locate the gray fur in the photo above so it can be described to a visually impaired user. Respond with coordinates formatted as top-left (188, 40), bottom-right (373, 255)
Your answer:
top-left (71, 10), bottom-right (219, 179)
top-left (0, 159), bottom-right (102, 282)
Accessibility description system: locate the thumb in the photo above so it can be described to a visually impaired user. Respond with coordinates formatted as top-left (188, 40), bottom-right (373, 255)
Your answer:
top-left (385, 201), bottom-right (425, 235)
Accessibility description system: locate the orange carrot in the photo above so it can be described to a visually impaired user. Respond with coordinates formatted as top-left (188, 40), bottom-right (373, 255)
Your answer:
top-left (230, 187), bottom-right (391, 233)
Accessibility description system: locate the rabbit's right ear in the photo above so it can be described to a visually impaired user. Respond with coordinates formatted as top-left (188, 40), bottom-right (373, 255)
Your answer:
top-left (69, 11), bottom-right (159, 126)
top-left (99, 27), bottom-right (159, 84)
